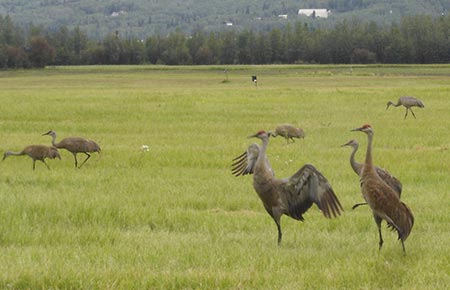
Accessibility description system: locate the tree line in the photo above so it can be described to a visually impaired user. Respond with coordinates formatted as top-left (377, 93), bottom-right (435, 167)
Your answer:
top-left (0, 14), bottom-right (449, 68)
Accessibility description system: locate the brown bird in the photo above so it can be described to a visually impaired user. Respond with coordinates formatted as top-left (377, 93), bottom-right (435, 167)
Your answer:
top-left (341, 139), bottom-right (402, 209)
top-left (386, 96), bottom-right (424, 119)
top-left (269, 124), bottom-right (305, 143)
top-left (42, 130), bottom-right (101, 168)
top-left (3, 144), bottom-right (61, 170)
top-left (232, 130), bottom-right (343, 245)
top-left (351, 124), bottom-right (414, 254)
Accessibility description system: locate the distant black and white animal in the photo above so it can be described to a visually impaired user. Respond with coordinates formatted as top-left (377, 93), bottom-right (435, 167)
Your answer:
top-left (252, 75), bottom-right (257, 86)
top-left (3, 144), bottom-right (61, 170)
top-left (386, 96), bottom-right (424, 119)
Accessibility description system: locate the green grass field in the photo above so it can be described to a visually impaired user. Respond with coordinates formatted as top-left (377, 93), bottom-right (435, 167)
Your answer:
top-left (0, 65), bottom-right (449, 289)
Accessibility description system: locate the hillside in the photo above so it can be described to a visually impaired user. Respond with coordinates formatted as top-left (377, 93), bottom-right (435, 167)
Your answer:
top-left (0, 0), bottom-right (448, 39)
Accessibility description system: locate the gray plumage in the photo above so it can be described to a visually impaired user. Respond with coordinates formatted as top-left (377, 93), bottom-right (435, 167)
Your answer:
top-left (341, 139), bottom-right (402, 209)
top-left (42, 130), bottom-right (101, 168)
top-left (269, 124), bottom-right (305, 143)
top-left (352, 124), bottom-right (414, 254)
top-left (3, 144), bottom-right (61, 170)
top-left (386, 96), bottom-right (424, 119)
top-left (232, 130), bottom-right (343, 245)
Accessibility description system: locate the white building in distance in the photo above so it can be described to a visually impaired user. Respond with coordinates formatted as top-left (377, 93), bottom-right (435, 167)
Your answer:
top-left (298, 9), bottom-right (330, 18)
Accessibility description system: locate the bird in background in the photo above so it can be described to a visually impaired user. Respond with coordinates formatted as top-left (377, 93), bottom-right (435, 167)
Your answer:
top-left (269, 124), bottom-right (305, 143)
top-left (232, 130), bottom-right (343, 245)
top-left (386, 96), bottom-right (424, 119)
top-left (42, 130), bottom-right (101, 168)
top-left (351, 124), bottom-right (414, 254)
top-left (341, 139), bottom-right (402, 209)
top-left (3, 144), bottom-right (61, 170)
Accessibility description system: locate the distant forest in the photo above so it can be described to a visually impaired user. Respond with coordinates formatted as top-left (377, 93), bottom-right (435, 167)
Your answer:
top-left (0, 0), bottom-right (449, 38)
top-left (0, 13), bottom-right (449, 67)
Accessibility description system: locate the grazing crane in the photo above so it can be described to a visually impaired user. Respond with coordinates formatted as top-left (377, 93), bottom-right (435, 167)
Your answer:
top-left (341, 139), bottom-right (402, 209)
top-left (269, 124), bottom-right (305, 143)
top-left (351, 124), bottom-right (414, 254)
top-left (42, 130), bottom-right (101, 168)
top-left (232, 130), bottom-right (343, 245)
top-left (3, 145), bottom-right (61, 170)
top-left (386, 96), bottom-right (424, 119)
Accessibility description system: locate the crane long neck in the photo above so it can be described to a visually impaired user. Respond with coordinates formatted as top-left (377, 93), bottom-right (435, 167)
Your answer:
top-left (260, 137), bottom-right (268, 155)
top-left (3, 151), bottom-right (25, 158)
top-left (349, 145), bottom-right (361, 174)
top-left (363, 132), bottom-right (375, 175)
top-left (50, 134), bottom-right (59, 148)
top-left (256, 136), bottom-right (271, 174)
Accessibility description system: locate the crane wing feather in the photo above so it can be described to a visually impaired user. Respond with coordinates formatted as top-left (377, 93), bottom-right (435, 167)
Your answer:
top-left (231, 143), bottom-right (260, 176)
top-left (282, 164), bottom-right (343, 220)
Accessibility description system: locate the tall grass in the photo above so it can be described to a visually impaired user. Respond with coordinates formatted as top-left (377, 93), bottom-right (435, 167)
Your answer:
top-left (0, 65), bottom-right (449, 289)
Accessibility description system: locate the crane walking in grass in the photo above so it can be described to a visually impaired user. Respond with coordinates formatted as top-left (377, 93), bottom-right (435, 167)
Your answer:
top-left (386, 96), bottom-right (424, 119)
top-left (232, 130), bottom-right (343, 245)
top-left (269, 124), bottom-right (305, 143)
top-left (351, 124), bottom-right (414, 254)
top-left (3, 144), bottom-right (61, 170)
top-left (341, 139), bottom-right (402, 209)
top-left (42, 130), bottom-right (101, 168)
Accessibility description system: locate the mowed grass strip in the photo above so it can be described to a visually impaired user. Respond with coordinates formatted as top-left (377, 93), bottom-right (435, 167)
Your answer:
top-left (0, 65), bottom-right (449, 289)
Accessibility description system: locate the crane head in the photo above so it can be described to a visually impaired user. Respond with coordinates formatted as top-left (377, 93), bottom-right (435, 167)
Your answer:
top-left (42, 130), bottom-right (56, 137)
top-left (248, 130), bottom-right (269, 139)
top-left (351, 124), bottom-right (373, 134)
top-left (341, 139), bottom-right (358, 148)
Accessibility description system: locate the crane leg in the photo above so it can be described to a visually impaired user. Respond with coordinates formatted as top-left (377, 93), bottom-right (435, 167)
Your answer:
top-left (374, 216), bottom-right (383, 251)
top-left (270, 215), bottom-right (283, 245)
top-left (352, 202), bottom-right (368, 210)
top-left (276, 221), bottom-right (282, 245)
top-left (401, 240), bottom-right (406, 255)
top-left (32, 160), bottom-right (36, 170)
top-left (410, 108), bottom-right (416, 119)
top-left (78, 153), bottom-right (91, 168)
top-left (72, 153), bottom-right (78, 168)
top-left (41, 160), bottom-right (50, 170)
top-left (404, 108), bottom-right (408, 119)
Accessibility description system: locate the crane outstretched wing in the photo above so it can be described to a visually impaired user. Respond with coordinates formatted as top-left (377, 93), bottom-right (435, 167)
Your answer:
top-left (281, 164), bottom-right (343, 220)
top-left (231, 143), bottom-right (260, 176)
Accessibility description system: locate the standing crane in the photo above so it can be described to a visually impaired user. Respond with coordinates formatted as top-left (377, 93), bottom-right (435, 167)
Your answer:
top-left (3, 144), bottom-right (61, 170)
top-left (232, 130), bottom-right (343, 245)
top-left (386, 96), bottom-right (424, 119)
top-left (351, 124), bottom-right (414, 254)
top-left (42, 130), bottom-right (101, 168)
top-left (341, 139), bottom-right (402, 209)
top-left (269, 124), bottom-right (305, 143)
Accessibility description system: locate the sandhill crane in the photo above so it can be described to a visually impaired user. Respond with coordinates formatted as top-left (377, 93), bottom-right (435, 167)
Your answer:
top-left (269, 124), bottom-right (305, 143)
top-left (42, 130), bottom-right (101, 168)
top-left (351, 124), bottom-right (414, 254)
top-left (3, 145), bottom-right (61, 170)
top-left (386, 96), bottom-right (424, 119)
top-left (232, 130), bottom-right (343, 245)
top-left (341, 139), bottom-right (402, 209)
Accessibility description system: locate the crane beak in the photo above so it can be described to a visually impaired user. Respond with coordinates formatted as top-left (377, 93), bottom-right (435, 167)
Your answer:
top-left (247, 133), bottom-right (258, 138)
top-left (351, 127), bottom-right (363, 132)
